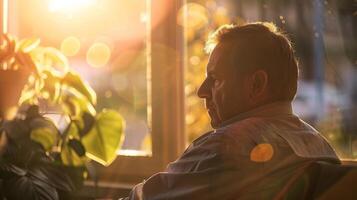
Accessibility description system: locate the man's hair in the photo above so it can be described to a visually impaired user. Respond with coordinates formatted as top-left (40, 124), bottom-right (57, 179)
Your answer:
top-left (205, 22), bottom-right (299, 101)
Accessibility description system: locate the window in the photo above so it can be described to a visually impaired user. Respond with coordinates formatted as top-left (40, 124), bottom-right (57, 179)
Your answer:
top-left (1, 0), bottom-right (186, 184)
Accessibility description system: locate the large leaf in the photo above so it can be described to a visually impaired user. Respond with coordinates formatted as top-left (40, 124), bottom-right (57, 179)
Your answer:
top-left (74, 112), bottom-right (95, 137)
top-left (29, 118), bottom-right (59, 151)
top-left (60, 143), bottom-right (87, 167)
top-left (61, 88), bottom-right (96, 117)
top-left (19, 88), bottom-right (37, 105)
top-left (0, 163), bottom-right (26, 178)
top-left (42, 47), bottom-right (69, 73)
top-left (60, 123), bottom-right (87, 166)
top-left (1, 163), bottom-right (82, 200)
top-left (81, 109), bottom-right (125, 166)
top-left (17, 38), bottom-right (40, 53)
top-left (41, 70), bottom-right (62, 102)
top-left (30, 128), bottom-right (57, 152)
top-left (30, 47), bottom-right (69, 74)
top-left (68, 138), bottom-right (85, 157)
top-left (62, 71), bottom-right (97, 105)
top-left (2, 119), bottom-right (30, 142)
top-left (2, 172), bottom-right (59, 200)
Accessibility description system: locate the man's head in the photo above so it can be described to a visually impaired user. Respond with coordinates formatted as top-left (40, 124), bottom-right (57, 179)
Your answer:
top-left (197, 22), bottom-right (298, 128)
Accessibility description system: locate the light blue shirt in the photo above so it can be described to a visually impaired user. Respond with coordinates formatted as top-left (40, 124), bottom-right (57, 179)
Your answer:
top-left (125, 101), bottom-right (340, 200)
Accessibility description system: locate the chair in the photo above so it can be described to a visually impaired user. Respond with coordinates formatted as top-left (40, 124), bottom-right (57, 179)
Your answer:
top-left (281, 161), bottom-right (357, 200)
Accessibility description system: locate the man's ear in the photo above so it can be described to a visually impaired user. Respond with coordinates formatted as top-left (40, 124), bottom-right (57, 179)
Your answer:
top-left (249, 70), bottom-right (268, 99)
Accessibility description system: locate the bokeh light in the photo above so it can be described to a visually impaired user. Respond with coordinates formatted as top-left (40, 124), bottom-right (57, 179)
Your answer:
top-left (104, 90), bottom-right (112, 98)
top-left (177, 3), bottom-right (209, 30)
top-left (189, 56), bottom-right (201, 66)
top-left (60, 36), bottom-right (81, 57)
top-left (111, 74), bottom-right (129, 92)
top-left (86, 42), bottom-right (111, 68)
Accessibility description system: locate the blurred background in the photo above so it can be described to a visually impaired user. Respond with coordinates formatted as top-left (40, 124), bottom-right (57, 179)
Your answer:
top-left (4, 0), bottom-right (357, 159)
top-left (184, 0), bottom-right (357, 159)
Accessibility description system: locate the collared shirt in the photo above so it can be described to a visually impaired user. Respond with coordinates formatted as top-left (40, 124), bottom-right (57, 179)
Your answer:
top-left (125, 102), bottom-right (340, 200)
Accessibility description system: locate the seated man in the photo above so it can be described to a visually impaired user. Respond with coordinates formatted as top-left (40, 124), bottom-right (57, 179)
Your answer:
top-left (124, 22), bottom-right (340, 200)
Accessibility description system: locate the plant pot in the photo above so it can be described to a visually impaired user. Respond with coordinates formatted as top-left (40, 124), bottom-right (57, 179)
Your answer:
top-left (0, 70), bottom-right (30, 118)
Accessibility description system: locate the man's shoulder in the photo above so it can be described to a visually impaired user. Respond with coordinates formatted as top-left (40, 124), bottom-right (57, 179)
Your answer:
top-left (183, 118), bottom-right (267, 158)
top-left (215, 117), bottom-right (271, 144)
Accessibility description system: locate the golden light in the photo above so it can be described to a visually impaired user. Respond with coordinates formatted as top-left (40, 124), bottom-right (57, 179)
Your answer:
top-left (2, 0), bottom-right (8, 33)
top-left (189, 56), bottom-right (201, 65)
top-left (250, 143), bottom-right (274, 162)
top-left (60, 36), bottom-right (81, 57)
top-left (49, 0), bottom-right (97, 13)
top-left (177, 3), bottom-right (209, 30)
top-left (213, 6), bottom-right (230, 25)
top-left (111, 74), bottom-right (129, 92)
top-left (104, 90), bottom-right (112, 98)
top-left (117, 149), bottom-right (151, 157)
top-left (86, 42), bottom-right (111, 68)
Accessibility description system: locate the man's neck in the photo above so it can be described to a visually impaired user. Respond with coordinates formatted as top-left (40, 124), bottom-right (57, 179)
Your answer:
top-left (217, 101), bottom-right (293, 128)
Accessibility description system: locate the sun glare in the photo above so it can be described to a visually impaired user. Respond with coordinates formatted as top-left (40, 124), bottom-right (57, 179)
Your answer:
top-left (49, 0), bottom-right (97, 13)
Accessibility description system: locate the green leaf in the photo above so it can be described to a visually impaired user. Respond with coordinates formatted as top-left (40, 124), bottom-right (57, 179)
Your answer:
top-left (30, 47), bottom-right (69, 74)
top-left (68, 138), bottom-right (86, 157)
top-left (79, 112), bottom-right (95, 137)
top-left (30, 128), bottom-right (56, 151)
top-left (17, 38), bottom-right (40, 53)
top-left (62, 71), bottom-right (97, 105)
top-left (43, 47), bottom-right (69, 73)
top-left (30, 118), bottom-right (59, 151)
top-left (81, 109), bottom-right (125, 166)
top-left (60, 143), bottom-right (87, 167)
top-left (66, 121), bottom-right (80, 139)
top-left (61, 88), bottom-right (96, 117)
top-left (19, 89), bottom-right (37, 105)
top-left (60, 123), bottom-right (86, 166)
top-left (41, 70), bottom-right (62, 102)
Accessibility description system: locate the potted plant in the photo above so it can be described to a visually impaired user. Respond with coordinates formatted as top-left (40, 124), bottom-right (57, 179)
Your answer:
top-left (0, 34), bottom-right (125, 199)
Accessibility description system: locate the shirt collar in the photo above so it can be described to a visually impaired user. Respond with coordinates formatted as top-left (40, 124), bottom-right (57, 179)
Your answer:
top-left (217, 101), bottom-right (293, 129)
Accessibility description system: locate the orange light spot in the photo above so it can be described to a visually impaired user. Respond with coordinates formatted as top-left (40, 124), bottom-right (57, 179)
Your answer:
top-left (250, 143), bottom-right (274, 162)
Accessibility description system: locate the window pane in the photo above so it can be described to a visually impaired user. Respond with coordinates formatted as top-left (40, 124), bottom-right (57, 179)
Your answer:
top-left (9, 0), bottom-right (152, 155)
top-left (185, 0), bottom-right (356, 159)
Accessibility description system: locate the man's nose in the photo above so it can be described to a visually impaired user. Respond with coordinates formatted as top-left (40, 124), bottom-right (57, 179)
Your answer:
top-left (197, 79), bottom-right (210, 99)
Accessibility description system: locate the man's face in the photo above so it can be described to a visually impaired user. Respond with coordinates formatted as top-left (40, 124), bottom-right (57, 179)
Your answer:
top-left (197, 43), bottom-right (250, 128)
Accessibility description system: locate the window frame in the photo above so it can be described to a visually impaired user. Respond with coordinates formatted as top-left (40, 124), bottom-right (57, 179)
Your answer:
top-left (99, 0), bottom-right (187, 183)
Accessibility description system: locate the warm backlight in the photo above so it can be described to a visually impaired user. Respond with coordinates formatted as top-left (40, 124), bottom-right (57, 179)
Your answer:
top-left (86, 42), bottom-right (111, 68)
top-left (49, 0), bottom-right (97, 13)
top-left (60, 36), bottom-right (81, 57)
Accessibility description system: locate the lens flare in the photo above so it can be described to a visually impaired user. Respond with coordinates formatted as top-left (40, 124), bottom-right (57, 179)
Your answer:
top-left (86, 42), bottom-right (111, 68)
top-left (60, 36), bottom-right (81, 57)
top-left (177, 3), bottom-right (209, 30)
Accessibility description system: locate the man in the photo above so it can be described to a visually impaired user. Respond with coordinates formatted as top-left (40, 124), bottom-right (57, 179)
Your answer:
top-left (125, 22), bottom-right (340, 200)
